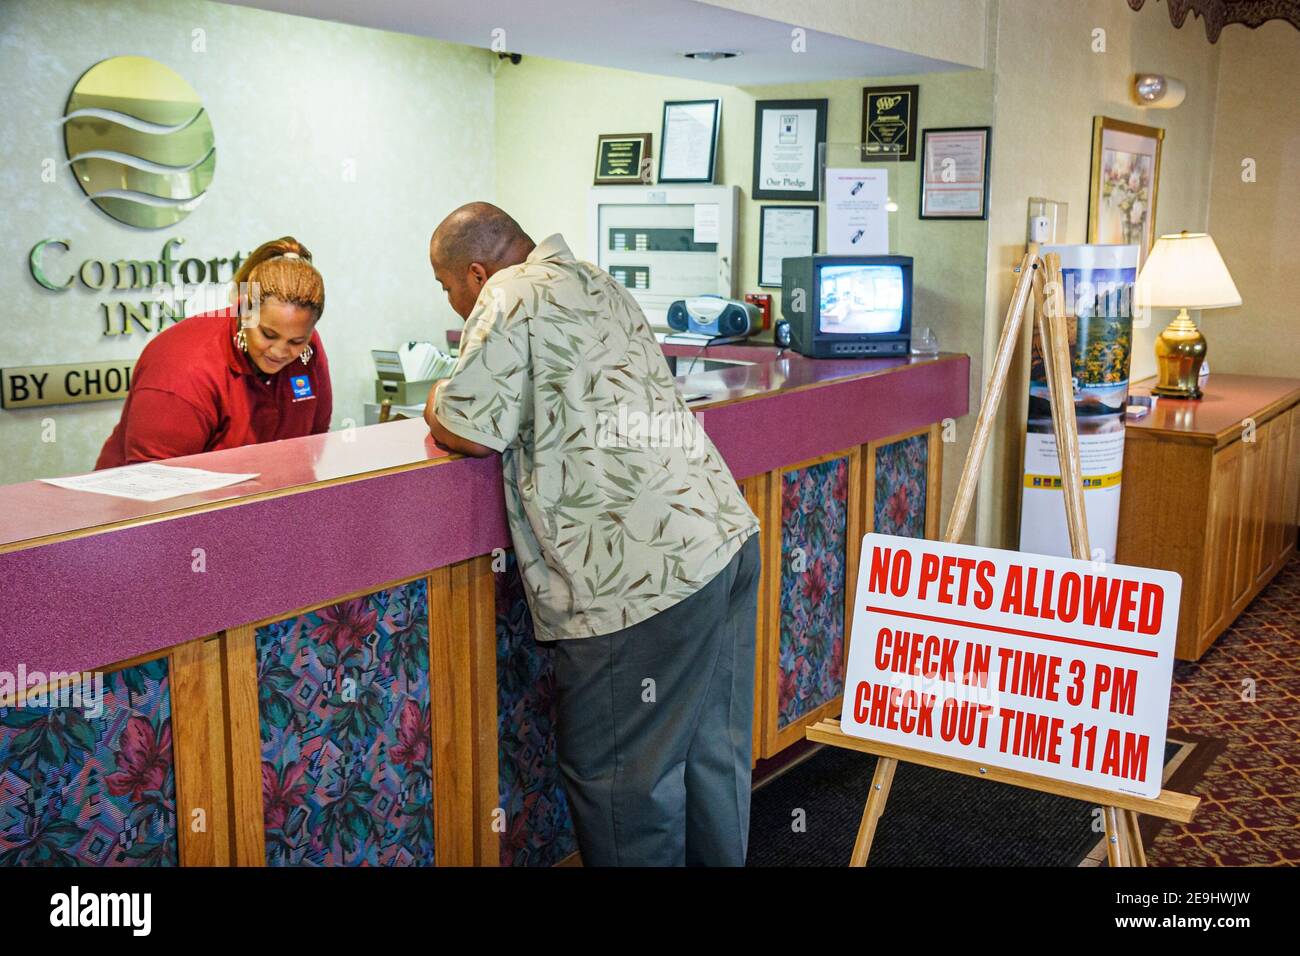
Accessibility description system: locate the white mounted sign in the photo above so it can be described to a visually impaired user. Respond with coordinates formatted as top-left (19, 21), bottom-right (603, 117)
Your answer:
top-left (825, 168), bottom-right (888, 255)
top-left (840, 533), bottom-right (1180, 799)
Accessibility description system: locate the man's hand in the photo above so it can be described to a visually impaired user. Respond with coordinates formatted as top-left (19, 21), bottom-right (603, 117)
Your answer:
top-left (425, 380), bottom-right (497, 457)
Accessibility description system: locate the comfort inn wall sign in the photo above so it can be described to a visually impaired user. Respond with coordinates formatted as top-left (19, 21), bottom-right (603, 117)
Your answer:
top-left (63, 55), bottom-right (216, 228)
top-left (2, 56), bottom-right (225, 411)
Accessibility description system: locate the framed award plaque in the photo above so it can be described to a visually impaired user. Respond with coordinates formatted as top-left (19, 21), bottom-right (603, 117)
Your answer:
top-left (861, 85), bottom-right (919, 161)
top-left (594, 133), bottom-right (652, 185)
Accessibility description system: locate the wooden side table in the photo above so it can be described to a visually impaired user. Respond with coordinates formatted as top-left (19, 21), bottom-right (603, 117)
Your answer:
top-left (1117, 374), bottom-right (1300, 659)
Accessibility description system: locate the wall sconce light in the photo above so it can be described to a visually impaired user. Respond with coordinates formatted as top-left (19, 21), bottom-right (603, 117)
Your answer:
top-left (1133, 73), bottom-right (1186, 108)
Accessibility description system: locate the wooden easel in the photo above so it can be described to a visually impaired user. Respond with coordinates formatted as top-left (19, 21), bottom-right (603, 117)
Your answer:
top-left (807, 252), bottom-right (1199, 866)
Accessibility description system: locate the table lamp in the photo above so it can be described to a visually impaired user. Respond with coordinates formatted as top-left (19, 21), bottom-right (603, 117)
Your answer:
top-left (1136, 231), bottom-right (1241, 399)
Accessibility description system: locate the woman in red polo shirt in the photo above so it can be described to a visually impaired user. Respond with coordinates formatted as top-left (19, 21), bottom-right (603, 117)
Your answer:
top-left (96, 236), bottom-right (332, 469)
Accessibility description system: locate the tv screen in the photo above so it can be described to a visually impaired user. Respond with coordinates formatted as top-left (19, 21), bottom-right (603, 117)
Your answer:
top-left (817, 264), bottom-right (905, 335)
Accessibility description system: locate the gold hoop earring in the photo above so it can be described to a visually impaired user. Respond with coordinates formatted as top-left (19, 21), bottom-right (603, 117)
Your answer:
top-left (299, 344), bottom-right (314, 365)
top-left (234, 329), bottom-right (249, 353)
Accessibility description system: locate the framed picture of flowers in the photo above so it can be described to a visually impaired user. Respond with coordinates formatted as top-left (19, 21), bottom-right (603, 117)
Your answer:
top-left (1088, 116), bottom-right (1165, 265)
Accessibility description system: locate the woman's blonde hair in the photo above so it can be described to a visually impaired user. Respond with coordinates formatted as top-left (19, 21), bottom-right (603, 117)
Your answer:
top-left (233, 236), bottom-right (325, 318)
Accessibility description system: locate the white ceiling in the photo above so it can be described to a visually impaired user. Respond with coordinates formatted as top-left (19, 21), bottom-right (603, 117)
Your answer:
top-left (216, 0), bottom-right (968, 84)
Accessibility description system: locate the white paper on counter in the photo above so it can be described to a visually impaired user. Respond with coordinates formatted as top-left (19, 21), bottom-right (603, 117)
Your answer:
top-left (42, 462), bottom-right (260, 502)
top-left (825, 168), bottom-right (889, 255)
top-left (693, 203), bottom-right (720, 243)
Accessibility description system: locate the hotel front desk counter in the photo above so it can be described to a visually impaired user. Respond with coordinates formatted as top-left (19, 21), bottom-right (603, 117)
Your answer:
top-left (0, 346), bottom-right (968, 867)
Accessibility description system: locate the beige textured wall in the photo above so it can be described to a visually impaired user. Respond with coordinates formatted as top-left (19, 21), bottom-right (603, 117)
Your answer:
top-left (1204, 20), bottom-right (1300, 377)
top-left (695, 0), bottom-right (989, 68)
top-left (0, 0), bottom-right (494, 484)
top-left (977, 0), bottom-right (1223, 549)
top-left (494, 56), bottom-right (994, 540)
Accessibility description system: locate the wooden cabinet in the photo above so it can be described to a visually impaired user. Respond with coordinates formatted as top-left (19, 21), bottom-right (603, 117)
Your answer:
top-left (1199, 439), bottom-right (1239, 641)
top-left (1286, 409), bottom-right (1300, 561)
top-left (1233, 418), bottom-right (1265, 605)
top-left (1118, 375), bottom-right (1300, 660)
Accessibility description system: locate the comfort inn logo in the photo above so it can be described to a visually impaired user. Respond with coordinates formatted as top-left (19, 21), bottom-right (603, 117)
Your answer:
top-left (63, 55), bottom-right (215, 229)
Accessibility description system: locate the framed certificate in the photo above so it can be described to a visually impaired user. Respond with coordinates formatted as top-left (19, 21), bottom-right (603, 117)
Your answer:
top-left (658, 99), bottom-right (721, 183)
top-left (752, 99), bottom-right (827, 201)
top-left (862, 85), bottom-right (918, 161)
top-left (758, 205), bottom-right (818, 288)
top-left (919, 127), bottom-right (991, 220)
top-left (594, 133), bottom-right (652, 184)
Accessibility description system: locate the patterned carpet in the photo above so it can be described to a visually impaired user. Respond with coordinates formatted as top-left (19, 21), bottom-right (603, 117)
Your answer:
top-left (1147, 553), bottom-right (1300, 866)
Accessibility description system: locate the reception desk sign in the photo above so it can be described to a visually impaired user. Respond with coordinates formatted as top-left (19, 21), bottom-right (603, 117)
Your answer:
top-left (840, 533), bottom-right (1180, 799)
top-left (1, 360), bottom-right (135, 409)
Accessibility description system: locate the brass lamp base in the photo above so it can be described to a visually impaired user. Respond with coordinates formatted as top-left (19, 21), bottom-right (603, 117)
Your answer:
top-left (1152, 308), bottom-right (1206, 400)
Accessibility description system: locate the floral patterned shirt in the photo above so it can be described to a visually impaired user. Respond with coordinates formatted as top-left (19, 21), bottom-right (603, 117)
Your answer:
top-left (435, 234), bottom-right (758, 640)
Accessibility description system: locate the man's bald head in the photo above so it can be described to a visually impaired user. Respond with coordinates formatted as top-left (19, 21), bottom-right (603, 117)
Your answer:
top-left (430, 202), bottom-right (534, 273)
top-left (429, 202), bottom-right (535, 319)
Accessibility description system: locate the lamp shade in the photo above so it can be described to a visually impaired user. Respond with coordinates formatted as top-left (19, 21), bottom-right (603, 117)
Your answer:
top-left (1136, 231), bottom-right (1242, 310)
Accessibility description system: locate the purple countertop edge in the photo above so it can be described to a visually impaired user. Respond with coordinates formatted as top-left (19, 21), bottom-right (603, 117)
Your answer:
top-left (0, 353), bottom-right (969, 674)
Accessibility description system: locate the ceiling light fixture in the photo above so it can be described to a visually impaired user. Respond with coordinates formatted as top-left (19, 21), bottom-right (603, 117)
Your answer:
top-left (682, 50), bottom-right (741, 62)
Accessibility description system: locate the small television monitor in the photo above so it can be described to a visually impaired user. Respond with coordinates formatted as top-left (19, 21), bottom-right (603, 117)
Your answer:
top-left (781, 255), bottom-right (912, 358)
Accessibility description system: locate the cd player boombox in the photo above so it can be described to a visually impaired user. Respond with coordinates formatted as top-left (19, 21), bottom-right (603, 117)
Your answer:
top-left (666, 296), bottom-right (758, 338)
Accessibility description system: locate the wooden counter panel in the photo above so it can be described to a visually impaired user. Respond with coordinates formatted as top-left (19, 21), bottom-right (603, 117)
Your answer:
top-left (225, 576), bottom-right (439, 866)
top-left (0, 354), bottom-right (967, 678)
top-left (0, 418), bottom-right (954, 866)
top-left (763, 449), bottom-right (856, 758)
top-left (491, 553), bottom-right (576, 867)
top-left (0, 348), bottom-right (969, 867)
top-left (0, 647), bottom-right (184, 866)
top-left (0, 455), bottom-right (509, 677)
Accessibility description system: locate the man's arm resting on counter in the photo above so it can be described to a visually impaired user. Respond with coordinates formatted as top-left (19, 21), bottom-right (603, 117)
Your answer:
top-left (424, 381), bottom-right (497, 458)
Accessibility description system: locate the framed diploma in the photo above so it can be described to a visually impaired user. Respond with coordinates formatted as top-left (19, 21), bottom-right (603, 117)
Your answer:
top-left (758, 205), bottom-right (818, 288)
top-left (658, 99), bottom-right (721, 183)
top-left (919, 127), bottom-right (991, 220)
top-left (594, 133), bottom-right (652, 184)
top-left (752, 99), bottom-right (827, 201)
top-left (861, 85), bottom-right (918, 161)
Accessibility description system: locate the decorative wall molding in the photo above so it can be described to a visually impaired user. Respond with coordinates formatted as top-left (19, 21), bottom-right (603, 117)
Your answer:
top-left (1128, 0), bottom-right (1300, 43)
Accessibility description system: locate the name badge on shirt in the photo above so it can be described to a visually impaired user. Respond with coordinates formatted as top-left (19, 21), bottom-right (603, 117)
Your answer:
top-left (290, 373), bottom-right (315, 402)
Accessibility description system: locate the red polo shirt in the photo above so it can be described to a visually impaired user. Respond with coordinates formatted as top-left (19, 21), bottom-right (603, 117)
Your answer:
top-left (96, 309), bottom-right (332, 469)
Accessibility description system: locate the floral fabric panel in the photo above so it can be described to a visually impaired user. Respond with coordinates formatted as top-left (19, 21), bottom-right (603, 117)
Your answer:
top-left (777, 456), bottom-right (849, 729)
top-left (496, 552), bottom-right (577, 866)
top-left (0, 658), bottom-right (177, 866)
top-left (255, 580), bottom-right (434, 866)
top-left (873, 433), bottom-right (929, 538)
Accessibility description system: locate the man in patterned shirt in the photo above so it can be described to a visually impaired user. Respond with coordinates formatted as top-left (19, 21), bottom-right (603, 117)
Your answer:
top-left (425, 202), bottom-right (760, 866)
